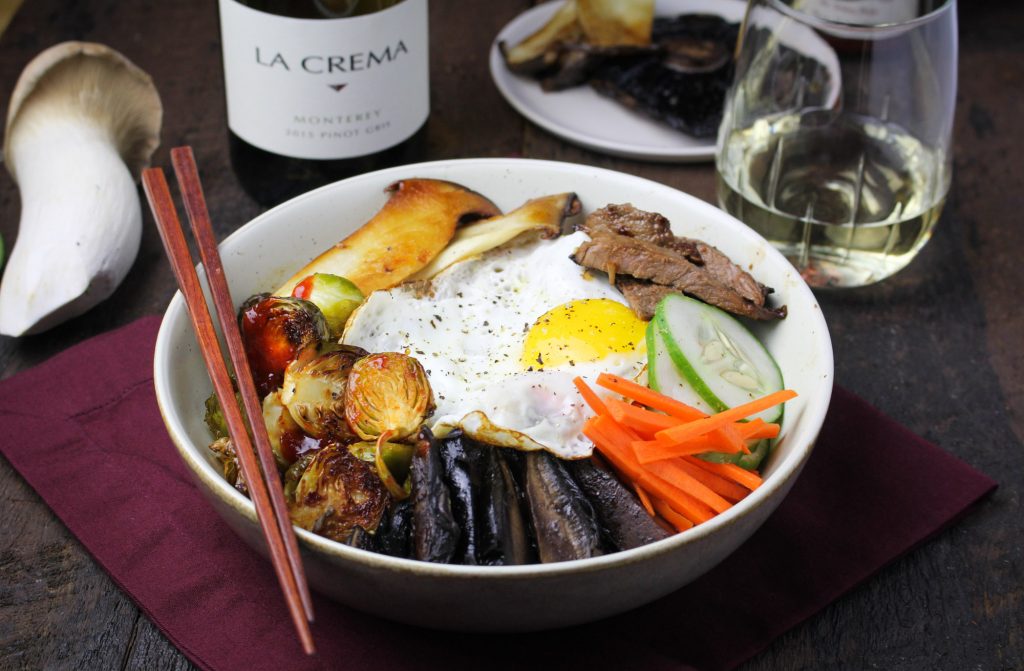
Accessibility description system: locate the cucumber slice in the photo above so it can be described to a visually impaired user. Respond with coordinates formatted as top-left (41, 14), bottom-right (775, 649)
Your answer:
top-left (654, 294), bottom-right (784, 424)
top-left (645, 320), bottom-right (713, 414)
top-left (696, 438), bottom-right (771, 471)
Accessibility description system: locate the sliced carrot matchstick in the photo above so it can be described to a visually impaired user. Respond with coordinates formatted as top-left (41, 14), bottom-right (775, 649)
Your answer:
top-left (596, 373), bottom-right (706, 421)
top-left (655, 389), bottom-right (797, 443)
top-left (670, 457), bottom-right (749, 502)
top-left (633, 484), bottom-right (656, 517)
top-left (574, 376), bottom-right (610, 416)
top-left (650, 497), bottom-right (694, 532)
top-left (604, 398), bottom-right (679, 436)
top-left (683, 456), bottom-right (764, 491)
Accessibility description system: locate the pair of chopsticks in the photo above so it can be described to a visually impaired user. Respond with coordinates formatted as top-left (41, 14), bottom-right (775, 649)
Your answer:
top-left (143, 147), bottom-right (316, 655)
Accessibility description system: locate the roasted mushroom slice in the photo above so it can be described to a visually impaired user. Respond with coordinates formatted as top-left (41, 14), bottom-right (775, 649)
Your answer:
top-left (500, 0), bottom-right (581, 75)
top-left (524, 451), bottom-right (604, 562)
top-left (375, 499), bottom-right (414, 559)
top-left (287, 442), bottom-right (389, 543)
top-left (275, 179), bottom-right (501, 296)
top-left (411, 428), bottom-right (460, 563)
top-left (475, 445), bottom-right (532, 566)
top-left (437, 432), bottom-right (478, 564)
top-left (567, 458), bottom-right (670, 550)
top-left (238, 294), bottom-right (330, 397)
top-left (407, 192), bottom-right (582, 282)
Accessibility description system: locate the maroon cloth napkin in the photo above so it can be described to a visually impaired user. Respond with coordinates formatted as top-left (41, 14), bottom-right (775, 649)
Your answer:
top-left (0, 317), bottom-right (996, 671)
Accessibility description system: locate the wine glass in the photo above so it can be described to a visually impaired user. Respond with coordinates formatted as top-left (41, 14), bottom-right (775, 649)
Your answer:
top-left (715, 0), bottom-right (957, 288)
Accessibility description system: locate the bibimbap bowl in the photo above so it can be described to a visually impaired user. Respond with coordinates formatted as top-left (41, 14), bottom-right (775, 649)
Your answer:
top-left (153, 158), bottom-right (833, 632)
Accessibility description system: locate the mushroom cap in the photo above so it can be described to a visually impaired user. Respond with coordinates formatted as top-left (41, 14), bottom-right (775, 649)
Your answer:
top-left (3, 41), bottom-right (162, 182)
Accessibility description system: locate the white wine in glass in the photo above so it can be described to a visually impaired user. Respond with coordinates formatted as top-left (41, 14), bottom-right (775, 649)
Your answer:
top-left (716, 0), bottom-right (957, 288)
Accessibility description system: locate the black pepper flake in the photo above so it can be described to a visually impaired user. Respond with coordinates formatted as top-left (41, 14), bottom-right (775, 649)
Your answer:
top-left (536, 353), bottom-right (544, 365)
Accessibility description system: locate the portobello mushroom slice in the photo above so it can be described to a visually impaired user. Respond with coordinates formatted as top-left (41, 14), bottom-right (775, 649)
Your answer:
top-left (437, 432), bottom-right (479, 565)
top-left (411, 427), bottom-right (460, 563)
top-left (524, 450), bottom-right (604, 562)
top-left (375, 499), bottom-right (414, 559)
top-left (473, 445), bottom-right (532, 566)
top-left (566, 458), bottom-right (670, 550)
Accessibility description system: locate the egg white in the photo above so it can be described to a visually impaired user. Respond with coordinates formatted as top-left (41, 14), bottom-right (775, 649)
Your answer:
top-left (341, 231), bottom-right (646, 458)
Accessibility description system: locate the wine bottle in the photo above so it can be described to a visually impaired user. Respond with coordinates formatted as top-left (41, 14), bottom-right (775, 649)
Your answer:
top-left (219, 0), bottom-right (429, 205)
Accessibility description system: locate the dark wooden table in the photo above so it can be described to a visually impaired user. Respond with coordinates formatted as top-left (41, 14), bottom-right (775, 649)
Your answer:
top-left (1, 2), bottom-right (1020, 669)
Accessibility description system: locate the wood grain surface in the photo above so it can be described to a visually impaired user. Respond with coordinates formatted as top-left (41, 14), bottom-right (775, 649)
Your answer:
top-left (0, 2), bottom-right (1021, 670)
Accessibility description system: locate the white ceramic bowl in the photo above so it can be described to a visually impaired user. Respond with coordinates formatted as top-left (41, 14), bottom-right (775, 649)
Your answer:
top-left (154, 158), bottom-right (833, 632)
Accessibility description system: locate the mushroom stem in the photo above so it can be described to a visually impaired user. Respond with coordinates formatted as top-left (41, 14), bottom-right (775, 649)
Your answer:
top-left (0, 117), bottom-right (140, 336)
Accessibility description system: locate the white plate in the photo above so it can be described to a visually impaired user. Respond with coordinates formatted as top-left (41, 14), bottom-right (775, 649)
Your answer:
top-left (490, 0), bottom-right (750, 162)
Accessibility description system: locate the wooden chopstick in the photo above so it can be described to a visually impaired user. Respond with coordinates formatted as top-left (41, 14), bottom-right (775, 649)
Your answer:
top-left (142, 167), bottom-right (316, 656)
top-left (169, 146), bottom-right (315, 623)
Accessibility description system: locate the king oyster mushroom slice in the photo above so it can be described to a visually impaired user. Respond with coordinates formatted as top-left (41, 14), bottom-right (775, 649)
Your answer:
top-left (0, 42), bottom-right (162, 336)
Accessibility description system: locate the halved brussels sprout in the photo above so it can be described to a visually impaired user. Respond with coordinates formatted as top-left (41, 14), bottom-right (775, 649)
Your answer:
top-left (262, 389), bottom-right (318, 469)
top-left (238, 293), bottom-right (330, 396)
top-left (283, 452), bottom-right (316, 501)
top-left (291, 273), bottom-right (364, 339)
top-left (279, 345), bottom-right (367, 440)
top-left (204, 390), bottom-right (242, 440)
top-left (345, 352), bottom-right (435, 442)
top-left (287, 442), bottom-right (389, 542)
top-left (208, 437), bottom-right (247, 495)
top-left (348, 440), bottom-right (415, 499)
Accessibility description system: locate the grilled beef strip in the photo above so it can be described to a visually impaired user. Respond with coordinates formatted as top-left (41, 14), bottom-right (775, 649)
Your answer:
top-left (573, 204), bottom-right (786, 321)
top-left (613, 277), bottom-right (677, 322)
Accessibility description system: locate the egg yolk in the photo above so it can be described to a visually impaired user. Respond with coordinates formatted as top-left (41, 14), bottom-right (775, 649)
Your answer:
top-left (521, 299), bottom-right (647, 369)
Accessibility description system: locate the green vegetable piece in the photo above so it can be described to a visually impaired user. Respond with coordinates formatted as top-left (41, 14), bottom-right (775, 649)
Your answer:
top-left (696, 439), bottom-right (772, 471)
top-left (348, 440), bottom-right (415, 484)
top-left (204, 390), bottom-right (243, 440)
top-left (291, 273), bottom-right (364, 339)
top-left (654, 294), bottom-right (784, 424)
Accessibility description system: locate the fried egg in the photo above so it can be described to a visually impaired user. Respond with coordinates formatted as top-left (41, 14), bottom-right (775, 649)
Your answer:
top-left (341, 231), bottom-right (647, 458)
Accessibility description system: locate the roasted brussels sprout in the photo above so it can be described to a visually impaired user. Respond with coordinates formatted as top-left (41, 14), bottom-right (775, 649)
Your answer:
top-left (344, 352), bottom-right (435, 442)
top-left (283, 452), bottom-right (315, 501)
top-left (291, 273), bottom-right (364, 339)
top-left (261, 389), bottom-right (324, 468)
top-left (279, 345), bottom-right (367, 440)
top-left (209, 437), bottom-right (247, 495)
top-left (204, 390), bottom-right (242, 440)
top-left (348, 440), bottom-right (415, 499)
top-left (288, 442), bottom-right (389, 542)
top-left (238, 293), bottom-right (330, 397)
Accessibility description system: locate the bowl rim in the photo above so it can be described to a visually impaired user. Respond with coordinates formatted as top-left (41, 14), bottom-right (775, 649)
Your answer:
top-left (154, 156), bottom-right (834, 579)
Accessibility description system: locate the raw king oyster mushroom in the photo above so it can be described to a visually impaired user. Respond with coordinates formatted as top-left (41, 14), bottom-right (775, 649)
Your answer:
top-left (0, 41), bottom-right (162, 336)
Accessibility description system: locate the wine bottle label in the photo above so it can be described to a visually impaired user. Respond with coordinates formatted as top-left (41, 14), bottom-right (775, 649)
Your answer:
top-left (811, 0), bottom-right (918, 25)
top-left (219, 0), bottom-right (429, 160)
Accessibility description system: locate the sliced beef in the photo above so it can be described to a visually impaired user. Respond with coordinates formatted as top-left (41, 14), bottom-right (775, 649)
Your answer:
top-left (614, 277), bottom-right (677, 321)
top-left (579, 204), bottom-right (772, 308)
top-left (574, 203), bottom-right (785, 321)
